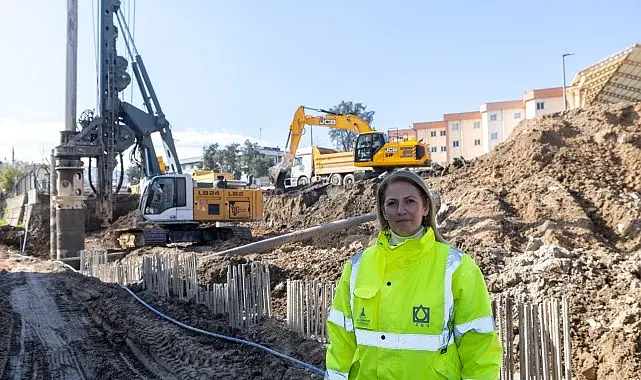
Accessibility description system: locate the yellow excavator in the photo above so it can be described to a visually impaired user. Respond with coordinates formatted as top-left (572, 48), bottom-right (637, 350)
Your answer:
top-left (268, 106), bottom-right (431, 188)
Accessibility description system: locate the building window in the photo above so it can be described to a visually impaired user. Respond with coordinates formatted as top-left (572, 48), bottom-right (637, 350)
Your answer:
top-left (474, 139), bottom-right (481, 146)
top-left (440, 130), bottom-right (446, 136)
top-left (474, 121), bottom-right (481, 129)
top-left (536, 102), bottom-right (545, 110)
top-left (452, 123), bottom-right (460, 131)
top-left (489, 114), bottom-right (497, 121)
top-left (491, 132), bottom-right (498, 140)
top-left (430, 146), bottom-right (437, 153)
top-left (453, 140), bottom-right (460, 147)
top-left (514, 112), bottom-right (521, 119)
top-left (440, 146), bottom-right (447, 152)
top-left (430, 131), bottom-right (437, 137)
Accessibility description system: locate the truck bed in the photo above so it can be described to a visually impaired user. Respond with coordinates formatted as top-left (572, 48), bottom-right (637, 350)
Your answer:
top-left (313, 149), bottom-right (373, 175)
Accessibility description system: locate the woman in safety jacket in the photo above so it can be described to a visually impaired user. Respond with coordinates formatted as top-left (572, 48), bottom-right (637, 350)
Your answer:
top-left (324, 170), bottom-right (502, 379)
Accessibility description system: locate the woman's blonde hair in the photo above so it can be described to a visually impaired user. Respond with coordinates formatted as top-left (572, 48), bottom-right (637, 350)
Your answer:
top-left (375, 170), bottom-right (448, 243)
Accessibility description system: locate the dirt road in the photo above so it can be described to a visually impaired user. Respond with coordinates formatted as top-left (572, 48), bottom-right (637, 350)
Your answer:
top-left (2, 271), bottom-right (155, 380)
top-left (0, 247), bottom-right (324, 379)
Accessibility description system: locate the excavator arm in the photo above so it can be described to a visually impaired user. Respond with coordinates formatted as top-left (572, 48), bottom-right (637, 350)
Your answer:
top-left (268, 106), bottom-right (372, 188)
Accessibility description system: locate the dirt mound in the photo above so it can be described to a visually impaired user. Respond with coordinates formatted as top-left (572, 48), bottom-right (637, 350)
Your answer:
top-left (23, 205), bottom-right (51, 259)
top-left (434, 102), bottom-right (640, 253)
top-left (262, 181), bottom-right (377, 230)
top-left (425, 103), bottom-right (641, 379)
top-left (246, 102), bottom-right (641, 380)
top-left (0, 226), bottom-right (23, 249)
top-left (88, 209), bottom-right (141, 249)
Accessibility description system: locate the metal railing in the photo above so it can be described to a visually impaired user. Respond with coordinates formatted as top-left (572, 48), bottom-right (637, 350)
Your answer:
top-left (13, 166), bottom-right (49, 196)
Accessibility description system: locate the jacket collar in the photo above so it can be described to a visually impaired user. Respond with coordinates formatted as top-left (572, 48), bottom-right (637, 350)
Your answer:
top-left (376, 226), bottom-right (437, 260)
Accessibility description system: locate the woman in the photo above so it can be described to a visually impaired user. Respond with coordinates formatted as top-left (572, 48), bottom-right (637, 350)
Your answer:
top-left (324, 170), bottom-right (502, 379)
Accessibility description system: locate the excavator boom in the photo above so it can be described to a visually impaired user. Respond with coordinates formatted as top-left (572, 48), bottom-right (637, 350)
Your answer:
top-left (268, 106), bottom-right (373, 187)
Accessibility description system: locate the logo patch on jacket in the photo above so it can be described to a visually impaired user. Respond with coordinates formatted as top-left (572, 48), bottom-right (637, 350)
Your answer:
top-left (413, 304), bottom-right (430, 326)
top-left (355, 307), bottom-right (371, 328)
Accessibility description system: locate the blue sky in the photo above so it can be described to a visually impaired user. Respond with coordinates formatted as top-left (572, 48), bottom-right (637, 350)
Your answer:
top-left (1, 0), bottom-right (639, 164)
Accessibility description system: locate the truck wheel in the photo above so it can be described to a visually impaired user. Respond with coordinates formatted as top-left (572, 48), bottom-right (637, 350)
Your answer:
top-left (329, 173), bottom-right (342, 186)
top-left (343, 174), bottom-right (355, 187)
top-left (297, 176), bottom-right (309, 186)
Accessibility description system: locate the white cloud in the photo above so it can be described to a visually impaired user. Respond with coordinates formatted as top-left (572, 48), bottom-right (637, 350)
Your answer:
top-left (0, 118), bottom-right (61, 163)
top-left (0, 119), bottom-right (276, 168)
top-left (157, 127), bottom-right (278, 160)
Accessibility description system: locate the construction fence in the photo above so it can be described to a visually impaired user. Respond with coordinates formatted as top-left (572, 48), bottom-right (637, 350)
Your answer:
top-left (285, 279), bottom-right (573, 380)
top-left (79, 250), bottom-right (272, 329)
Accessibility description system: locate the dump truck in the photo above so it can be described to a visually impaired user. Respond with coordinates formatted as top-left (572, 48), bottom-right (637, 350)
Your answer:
top-left (284, 146), bottom-right (378, 187)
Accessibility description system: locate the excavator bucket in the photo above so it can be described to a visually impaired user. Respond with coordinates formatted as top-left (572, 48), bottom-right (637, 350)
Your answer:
top-left (268, 160), bottom-right (291, 190)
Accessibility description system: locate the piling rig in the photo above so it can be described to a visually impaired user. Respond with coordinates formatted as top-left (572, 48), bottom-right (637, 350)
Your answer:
top-left (52, 0), bottom-right (182, 261)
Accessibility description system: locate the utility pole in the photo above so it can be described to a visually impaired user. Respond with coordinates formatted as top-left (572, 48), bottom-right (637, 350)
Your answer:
top-left (562, 52), bottom-right (574, 111)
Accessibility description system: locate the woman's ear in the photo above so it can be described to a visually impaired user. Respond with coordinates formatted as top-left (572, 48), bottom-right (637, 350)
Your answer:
top-left (422, 202), bottom-right (430, 217)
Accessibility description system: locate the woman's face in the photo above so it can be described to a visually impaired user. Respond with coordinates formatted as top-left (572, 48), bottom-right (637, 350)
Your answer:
top-left (382, 180), bottom-right (429, 237)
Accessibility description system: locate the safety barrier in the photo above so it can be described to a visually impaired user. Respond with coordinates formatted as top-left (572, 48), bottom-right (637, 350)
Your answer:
top-left (227, 261), bottom-right (272, 329)
top-left (80, 250), bottom-right (142, 285)
top-left (494, 294), bottom-right (572, 380)
top-left (286, 279), bottom-right (337, 343)
top-left (79, 250), bottom-right (271, 329)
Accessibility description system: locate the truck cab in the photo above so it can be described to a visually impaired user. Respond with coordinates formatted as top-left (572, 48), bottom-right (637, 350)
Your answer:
top-left (285, 146), bottom-right (315, 187)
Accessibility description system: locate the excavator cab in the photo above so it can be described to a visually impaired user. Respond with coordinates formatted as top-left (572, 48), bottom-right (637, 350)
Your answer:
top-left (140, 175), bottom-right (189, 222)
top-left (354, 132), bottom-right (387, 162)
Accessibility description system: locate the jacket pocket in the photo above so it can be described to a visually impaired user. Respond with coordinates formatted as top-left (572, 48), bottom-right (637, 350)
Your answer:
top-left (352, 287), bottom-right (379, 330)
top-left (432, 353), bottom-right (462, 379)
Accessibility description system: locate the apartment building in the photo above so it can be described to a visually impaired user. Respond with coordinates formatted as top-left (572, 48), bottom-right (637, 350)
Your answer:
top-left (480, 100), bottom-right (524, 152)
top-left (523, 87), bottom-right (564, 119)
top-left (443, 111), bottom-right (484, 161)
top-left (412, 86), bottom-right (565, 164)
top-left (412, 121), bottom-right (449, 165)
top-left (387, 128), bottom-right (417, 142)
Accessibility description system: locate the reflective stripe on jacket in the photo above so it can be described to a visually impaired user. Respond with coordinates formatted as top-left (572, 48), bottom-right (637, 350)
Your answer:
top-left (324, 227), bottom-right (503, 379)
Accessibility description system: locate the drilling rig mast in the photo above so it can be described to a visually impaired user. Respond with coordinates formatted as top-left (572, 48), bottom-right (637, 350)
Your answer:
top-left (52, 0), bottom-right (181, 264)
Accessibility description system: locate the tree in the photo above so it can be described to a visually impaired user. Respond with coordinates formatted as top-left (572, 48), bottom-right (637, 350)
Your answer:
top-left (327, 101), bottom-right (375, 151)
top-left (219, 143), bottom-right (241, 179)
top-left (203, 143), bottom-right (221, 171)
top-left (240, 139), bottom-right (274, 179)
top-left (125, 165), bottom-right (142, 183)
top-left (0, 164), bottom-right (27, 193)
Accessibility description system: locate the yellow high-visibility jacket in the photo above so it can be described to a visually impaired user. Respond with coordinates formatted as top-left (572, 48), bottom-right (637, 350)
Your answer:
top-left (325, 227), bottom-right (502, 379)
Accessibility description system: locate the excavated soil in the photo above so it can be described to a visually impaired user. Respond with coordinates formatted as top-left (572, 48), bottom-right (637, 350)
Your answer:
top-left (0, 227), bottom-right (23, 250)
top-left (250, 102), bottom-right (641, 380)
top-left (261, 181), bottom-right (378, 231)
